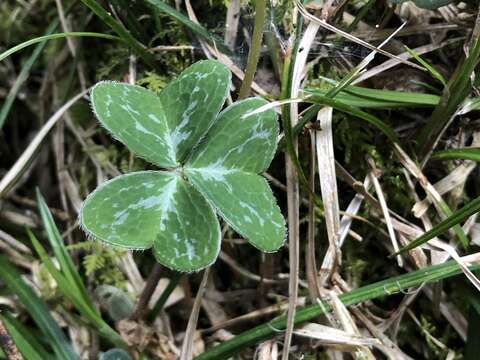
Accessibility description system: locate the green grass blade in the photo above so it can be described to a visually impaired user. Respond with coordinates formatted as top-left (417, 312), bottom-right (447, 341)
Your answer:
top-left (195, 259), bottom-right (480, 359)
top-left (0, 255), bottom-right (78, 360)
top-left (404, 46), bottom-right (447, 86)
top-left (307, 95), bottom-right (399, 143)
top-left (0, 22), bottom-right (58, 129)
top-left (1, 312), bottom-right (51, 360)
top-left (417, 36), bottom-right (480, 157)
top-left (395, 196), bottom-right (480, 254)
top-left (432, 148), bottom-right (480, 162)
top-left (307, 79), bottom-right (440, 106)
top-left (79, 0), bottom-right (156, 67)
top-left (0, 32), bottom-right (120, 62)
top-left (27, 229), bottom-right (127, 349)
top-left (36, 190), bottom-right (91, 306)
top-left (145, 0), bottom-right (232, 55)
top-left (304, 87), bottom-right (439, 108)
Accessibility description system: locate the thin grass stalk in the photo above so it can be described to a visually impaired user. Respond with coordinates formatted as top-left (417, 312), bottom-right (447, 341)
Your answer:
top-left (180, 268), bottom-right (210, 360)
top-left (306, 130), bottom-right (321, 300)
top-left (280, 11), bottom-right (305, 359)
top-left (238, 0), bottom-right (266, 99)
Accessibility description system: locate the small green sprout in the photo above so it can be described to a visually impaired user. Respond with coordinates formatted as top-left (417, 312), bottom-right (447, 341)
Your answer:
top-left (80, 60), bottom-right (286, 272)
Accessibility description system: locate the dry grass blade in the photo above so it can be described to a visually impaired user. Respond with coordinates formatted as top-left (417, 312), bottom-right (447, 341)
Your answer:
top-left (293, 322), bottom-right (379, 348)
top-left (328, 291), bottom-right (376, 359)
top-left (0, 88), bottom-right (90, 198)
top-left (368, 157), bottom-right (403, 267)
top-left (353, 37), bottom-right (464, 85)
top-left (427, 243), bottom-right (480, 292)
top-left (316, 107), bottom-right (341, 284)
top-left (180, 268), bottom-right (210, 360)
top-left (306, 130), bottom-right (321, 300)
top-left (281, 15), bottom-right (321, 360)
top-left (338, 177), bottom-right (369, 245)
top-left (257, 340), bottom-right (278, 360)
top-left (413, 163), bottom-right (477, 218)
top-left (320, 176), bottom-right (370, 278)
top-left (294, 0), bottom-right (424, 71)
top-left (394, 143), bottom-right (469, 249)
top-left (351, 307), bottom-right (415, 360)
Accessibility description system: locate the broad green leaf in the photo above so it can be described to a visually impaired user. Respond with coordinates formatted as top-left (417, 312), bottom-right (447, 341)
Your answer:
top-left (91, 82), bottom-right (177, 168)
top-left (159, 60), bottom-right (231, 162)
top-left (81, 171), bottom-right (220, 271)
top-left (185, 98), bottom-right (284, 251)
top-left (187, 98), bottom-right (278, 173)
top-left (186, 170), bottom-right (284, 252)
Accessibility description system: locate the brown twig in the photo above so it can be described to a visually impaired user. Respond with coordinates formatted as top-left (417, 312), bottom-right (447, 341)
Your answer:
top-left (130, 263), bottom-right (163, 321)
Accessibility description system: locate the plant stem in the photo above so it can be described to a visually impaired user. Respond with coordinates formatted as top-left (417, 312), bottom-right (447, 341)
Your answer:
top-left (130, 263), bottom-right (163, 321)
top-left (147, 272), bottom-right (182, 323)
top-left (195, 258), bottom-right (480, 360)
top-left (237, 0), bottom-right (266, 99)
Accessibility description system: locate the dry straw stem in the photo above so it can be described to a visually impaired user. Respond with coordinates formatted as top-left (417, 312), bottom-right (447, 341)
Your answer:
top-left (367, 157), bottom-right (403, 267)
top-left (0, 88), bottom-right (90, 198)
top-left (316, 107), bottom-right (341, 284)
top-left (394, 143), bottom-right (469, 249)
top-left (306, 131), bottom-right (321, 300)
top-left (281, 11), bottom-right (320, 360)
top-left (223, 0), bottom-right (240, 51)
top-left (180, 268), bottom-right (210, 360)
top-left (413, 162), bottom-right (477, 218)
top-left (414, 132), bottom-right (480, 218)
top-left (352, 37), bottom-right (464, 85)
top-left (328, 291), bottom-right (376, 358)
top-left (293, 322), bottom-right (379, 348)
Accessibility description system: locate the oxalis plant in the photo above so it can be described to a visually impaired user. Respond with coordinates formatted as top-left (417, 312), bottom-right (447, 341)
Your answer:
top-left (80, 60), bottom-right (286, 272)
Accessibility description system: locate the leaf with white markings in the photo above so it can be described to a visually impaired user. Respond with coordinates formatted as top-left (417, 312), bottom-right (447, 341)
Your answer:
top-left (81, 60), bottom-right (285, 272)
top-left (186, 98), bottom-right (285, 251)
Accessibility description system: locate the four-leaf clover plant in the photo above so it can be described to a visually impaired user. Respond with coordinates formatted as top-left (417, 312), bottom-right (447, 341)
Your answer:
top-left (80, 60), bottom-right (286, 272)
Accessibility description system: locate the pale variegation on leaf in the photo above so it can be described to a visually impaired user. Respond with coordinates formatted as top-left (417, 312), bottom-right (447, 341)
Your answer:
top-left (81, 60), bottom-right (285, 272)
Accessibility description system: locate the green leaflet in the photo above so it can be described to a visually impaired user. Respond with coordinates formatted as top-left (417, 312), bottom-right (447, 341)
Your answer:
top-left (186, 170), bottom-right (285, 252)
top-left (91, 82), bottom-right (177, 168)
top-left (159, 60), bottom-right (231, 163)
top-left (81, 172), bottom-right (220, 271)
top-left (82, 60), bottom-right (285, 272)
top-left (186, 98), bottom-right (285, 251)
top-left (187, 98), bottom-right (278, 173)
